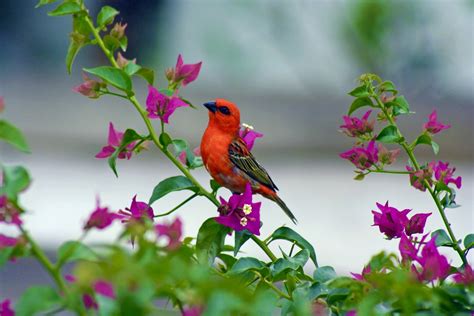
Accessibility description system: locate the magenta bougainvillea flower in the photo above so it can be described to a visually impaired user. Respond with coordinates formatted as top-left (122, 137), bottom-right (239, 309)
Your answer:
top-left (0, 195), bottom-right (22, 226)
top-left (118, 195), bottom-right (154, 223)
top-left (182, 306), bottom-right (203, 316)
top-left (340, 140), bottom-right (378, 170)
top-left (398, 233), bottom-right (421, 262)
top-left (340, 110), bottom-right (375, 137)
top-left (239, 123), bottom-right (263, 151)
top-left (73, 73), bottom-right (103, 98)
top-left (215, 183), bottom-right (261, 235)
top-left (351, 265), bottom-right (371, 281)
top-left (95, 122), bottom-right (136, 160)
top-left (372, 202), bottom-right (410, 239)
top-left (415, 236), bottom-right (450, 282)
top-left (65, 275), bottom-right (115, 310)
top-left (452, 264), bottom-right (474, 285)
top-left (405, 213), bottom-right (431, 236)
top-left (423, 110), bottom-right (450, 134)
top-left (173, 54), bottom-right (202, 87)
top-left (406, 164), bottom-right (434, 192)
top-left (432, 161), bottom-right (462, 189)
top-left (146, 86), bottom-right (188, 124)
top-left (0, 234), bottom-right (19, 249)
top-left (155, 217), bottom-right (183, 250)
top-left (84, 199), bottom-right (121, 230)
top-left (94, 280), bottom-right (116, 299)
top-left (0, 299), bottom-right (14, 316)
top-left (377, 144), bottom-right (400, 165)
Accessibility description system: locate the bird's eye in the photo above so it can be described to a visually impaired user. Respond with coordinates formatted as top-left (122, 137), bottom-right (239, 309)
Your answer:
top-left (218, 106), bottom-right (231, 115)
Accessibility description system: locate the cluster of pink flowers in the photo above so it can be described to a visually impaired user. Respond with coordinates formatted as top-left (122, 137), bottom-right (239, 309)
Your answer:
top-left (407, 161), bottom-right (462, 192)
top-left (146, 55), bottom-right (201, 124)
top-left (371, 202), bottom-right (431, 240)
top-left (65, 275), bottom-right (116, 310)
top-left (215, 183), bottom-right (261, 236)
top-left (83, 196), bottom-right (182, 250)
top-left (340, 110), bottom-right (375, 138)
top-left (0, 195), bottom-right (24, 252)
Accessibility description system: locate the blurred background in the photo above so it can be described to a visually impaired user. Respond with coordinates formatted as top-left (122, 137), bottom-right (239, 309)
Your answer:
top-left (1, 0), bottom-right (473, 301)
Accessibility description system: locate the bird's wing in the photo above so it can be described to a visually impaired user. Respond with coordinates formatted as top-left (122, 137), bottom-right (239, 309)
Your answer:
top-left (228, 138), bottom-right (279, 191)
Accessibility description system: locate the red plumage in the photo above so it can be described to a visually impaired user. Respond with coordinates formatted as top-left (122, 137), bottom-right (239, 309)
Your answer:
top-left (201, 99), bottom-right (297, 223)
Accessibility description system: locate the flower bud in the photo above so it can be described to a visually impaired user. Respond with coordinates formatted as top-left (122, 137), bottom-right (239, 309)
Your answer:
top-left (165, 67), bottom-right (175, 81)
top-left (110, 22), bottom-right (127, 39)
top-left (116, 52), bottom-right (136, 69)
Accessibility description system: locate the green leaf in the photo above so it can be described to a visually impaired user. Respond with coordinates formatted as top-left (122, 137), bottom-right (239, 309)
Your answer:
top-left (159, 132), bottom-right (172, 148)
top-left (124, 62), bottom-right (141, 76)
top-left (56, 241), bottom-right (98, 267)
top-left (84, 66), bottom-right (132, 92)
top-left (269, 227), bottom-right (318, 267)
top-left (388, 96), bottom-right (410, 116)
top-left (103, 34), bottom-right (121, 52)
top-left (107, 129), bottom-right (142, 177)
top-left (378, 80), bottom-right (397, 94)
top-left (172, 139), bottom-right (187, 154)
top-left (15, 286), bottom-right (61, 316)
top-left (35, 0), bottom-right (59, 8)
top-left (119, 36), bottom-right (128, 51)
top-left (432, 229), bottom-right (453, 247)
top-left (48, 1), bottom-right (82, 16)
top-left (414, 133), bottom-right (432, 146)
top-left (353, 173), bottom-right (365, 181)
top-left (135, 68), bottom-right (154, 85)
top-left (463, 234), bottom-right (474, 250)
top-left (210, 179), bottom-right (221, 193)
top-left (314, 266), bottom-right (337, 283)
top-left (196, 218), bottom-right (231, 265)
top-left (148, 176), bottom-right (198, 205)
top-left (348, 85), bottom-right (370, 98)
top-left (234, 230), bottom-right (252, 256)
top-left (376, 125), bottom-right (402, 144)
top-left (0, 247), bottom-right (14, 268)
top-left (159, 88), bottom-right (174, 97)
top-left (348, 97), bottom-right (374, 115)
top-left (97, 5), bottom-right (119, 27)
top-left (65, 40), bottom-right (82, 75)
top-left (180, 97), bottom-right (197, 109)
top-left (271, 250), bottom-right (309, 279)
top-left (0, 166), bottom-right (31, 201)
top-left (431, 141), bottom-right (439, 155)
top-left (0, 120), bottom-right (30, 153)
top-left (229, 257), bottom-right (267, 275)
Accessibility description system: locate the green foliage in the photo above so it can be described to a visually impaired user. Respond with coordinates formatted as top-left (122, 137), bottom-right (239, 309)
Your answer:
top-left (15, 286), bottom-right (61, 316)
top-left (0, 119), bottom-right (30, 153)
top-left (0, 165), bottom-right (31, 201)
top-left (348, 85), bottom-right (370, 98)
top-left (464, 234), bottom-right (474, 251)
top-left (97, 6), bottom-right (119, 28)
top-left (149, 176), bottom-right (198, 205)
top-left (268, 226), bottom-right (318, 267)
top-left (57, 241), bottom-right (98, 267)
top-left (432, 229), bottom-right (454, 247)
top-left (84, 66), bottom-right (132, 92)
top-left (386, 96), bottom-right (410, 116)
top-left (348, 96), bottom-right (374, 115)
top-left (313, 266), bottom-right (337, 283)
top-left (376, 125), bottom-right (403, 143)
top-left (135, 67), bottom-right (155, 85)
top-left (107, 129), bottom-right (143, 176)
top-left (48, 1), bottom-right (82, 16)
top-left (196, 218), bottom-right (231, 265)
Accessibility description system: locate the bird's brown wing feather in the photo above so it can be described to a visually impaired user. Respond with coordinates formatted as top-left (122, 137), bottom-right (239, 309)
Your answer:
top-left (228, 138), bottom-right (278, 191)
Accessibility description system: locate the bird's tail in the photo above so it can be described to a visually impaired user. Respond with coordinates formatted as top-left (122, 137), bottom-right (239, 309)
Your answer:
top-left (271, 195), bottom-right (298, 224)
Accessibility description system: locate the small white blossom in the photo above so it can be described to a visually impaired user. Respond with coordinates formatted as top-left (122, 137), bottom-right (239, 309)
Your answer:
top-left (242, 204), bottom-right (252, 215)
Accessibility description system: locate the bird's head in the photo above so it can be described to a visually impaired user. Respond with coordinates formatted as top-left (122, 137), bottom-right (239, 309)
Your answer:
top-left (203, 99), bottom-right (240, 134)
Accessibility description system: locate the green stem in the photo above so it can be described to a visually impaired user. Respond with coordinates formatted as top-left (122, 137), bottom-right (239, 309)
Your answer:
top-left (20, 227), bottom-right (67, 293)
top-left (250, 235), bottom-right (277, 262)
top-left (369, 169), bottom-right (411, 175)
top-left (101, 90), bottom-right (128, 99)
top-left (154, 194), bottom-right (198, 218)
top-left (85, 13), bottom-right (278, 263)
top-left (372, 91), bottom-right (467, 265)
top-left (254, 272), bottom-right (291, 300)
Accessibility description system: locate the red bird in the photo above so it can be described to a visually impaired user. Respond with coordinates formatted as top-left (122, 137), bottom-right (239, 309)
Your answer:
top-left (201, 99), bottom-right (297, 224)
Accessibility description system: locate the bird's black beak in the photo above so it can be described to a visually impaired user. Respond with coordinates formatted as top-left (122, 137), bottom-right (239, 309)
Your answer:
top-left (203, 101), bottom-right (217, 113)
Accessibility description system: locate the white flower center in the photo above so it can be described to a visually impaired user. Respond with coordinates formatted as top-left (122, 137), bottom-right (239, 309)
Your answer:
top-left (242, 123), bottom-right (254, 130)
top-left (242, 204), bottom-right (252, 215)
top-left (240, 217), bottom-right (248, 227)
